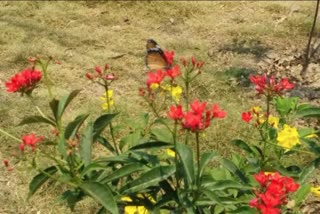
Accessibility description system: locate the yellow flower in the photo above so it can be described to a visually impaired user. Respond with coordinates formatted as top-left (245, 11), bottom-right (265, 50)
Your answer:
top-left (150, 83), bottom-right (159, 90)
top-left (121, 196), bottom-right (150, 214)
top-left (162, 84), bottom-right (183, 102)
top-left (251, 106), bottom-right (262, 113)
top-left (310, 186), bottom-right (320, 198)
top-left (166, 149), bottom-right (175, 157)
top-left (277, 124), bottom-right (300, 150)
top-left (268, 116), bottom-right (280, 129)
top-left (264, 172), bottom-right (275, 176)
top-left (100, 90), bottom-right (114, 110)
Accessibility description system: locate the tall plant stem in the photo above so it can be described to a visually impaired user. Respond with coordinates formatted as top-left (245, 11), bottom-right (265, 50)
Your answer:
top-left (39, 59), bottom-right (53, 100)
top-left (195, 132), bottom-right (200, 185)
top-left (104, 83), bottom-right (119, 155)
top-left (301, 0), bottom-right (320, 77)
top-left (173, 121), bottom-right (180, 190)
top-left (263, 95), bottom-right (271, 155)
top-left (0, 128), bottom-right (20, 142)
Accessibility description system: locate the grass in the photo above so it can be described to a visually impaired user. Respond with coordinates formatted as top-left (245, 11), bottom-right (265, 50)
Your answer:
top-left (0, 1), bottom-right (317, 213)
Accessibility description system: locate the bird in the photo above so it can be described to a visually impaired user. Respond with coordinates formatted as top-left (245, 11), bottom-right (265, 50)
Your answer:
top-left (145, 39), bottom-right (171, 71)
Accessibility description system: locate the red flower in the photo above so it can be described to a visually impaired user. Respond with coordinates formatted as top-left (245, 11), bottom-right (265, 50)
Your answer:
top-left (279, 78), bottom-right (295, 90)
top-left (196, 61), bottom-right (205, 69)
top-left (284, 177), bottom-right (300, 192)
top-left (250, 171), bottom-right (299, 214)
top-left (95, 66), bottom-right (102, 74)
top-left (21, 133), bottom-right (44, 152)
top-left (164, 51), bottom-right (174, 66)
top-left (259, 205), bottom-right (280, 214)
top-left (242, 111), bottom-right (253, 123)
top-left (3, 159), bottom-right (9, 168)
top-left (104, 73), bottom-right (116, 81)
top-left (166, 65), bottom-right (181, 79)
top-left (146, 70), bottom-right (166, 88)
top-left (190, 99), bottom-right (207, 115)
top-left (249, 74), bottom-right (294, 96)
top-left (254, 171), bottom-right (270, 186)
top-left (260, 192), bottom-right (282, 207)
top-left (168, 105), bottom-right (184, 121)
top-left (5, 68), bottom-right (42, 95)
top-left (212, 104), bottom-right (227, 118)
top-left (180, 57), bottom-right (187, 67)
top-left (191, 56), bottom-right (196, 66)
top-left (182, 112), bottom-right (202, 132)
top-left (85, 72), bottom-right (93, 80)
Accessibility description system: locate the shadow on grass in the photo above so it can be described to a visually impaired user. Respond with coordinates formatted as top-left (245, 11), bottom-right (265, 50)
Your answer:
top-left (220, 38), bottom-right (272, 58)
top-left (222, 67), bottom-right (256, 87)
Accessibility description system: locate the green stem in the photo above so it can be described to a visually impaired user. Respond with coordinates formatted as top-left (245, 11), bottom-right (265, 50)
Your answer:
top-left (173, 121), bottom-right (180, 190)
top-left (104, 83), bottom-right (119, 155)
top-left (195, 132), bottom-right (200, 185)
top-left (262, 95), bottom-right (272, 155)
top-left (0, 128), bottom-right (20, 142)
top-left (39, 59), bottom-right (53, 100)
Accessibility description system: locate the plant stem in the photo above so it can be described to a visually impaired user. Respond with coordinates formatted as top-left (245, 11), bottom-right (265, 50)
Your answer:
top-left (0, 128), bottom-right (20, 142)
top-left (301, 0), bottom-right (320, 77)
top-left (195, 132), bottom-right (200, 185)
top-left (39, 59), bottom-right (53, 100)
top-left (104, 83), bottom-right (119, 155)
top-left (173, 121), bottom-right (180, 190)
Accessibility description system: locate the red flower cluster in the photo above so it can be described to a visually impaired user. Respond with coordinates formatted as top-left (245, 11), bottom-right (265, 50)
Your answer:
top-left (85, 64), bottom-right (117, 81)
top-left (249, 74), bottom-right (294, 96)
top-left (249, 172), bottom-right (300, 214)
top-left (19, 133), bottom-right (44, 152)
top-left (5, 68), bottom-right (42, 95)
top-left (242, 111), bottom-right (253, 123)
top-left (168, 99), bottom-right (226, 132)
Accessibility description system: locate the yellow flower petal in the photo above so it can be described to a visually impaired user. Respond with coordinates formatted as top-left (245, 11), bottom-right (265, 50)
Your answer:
top-left (277, 124), bottom-right (300, 150)
top-left (166, 149), bottom-right (175, 157)
top-left (268, 116), bottom-right (280, 129)
top-left (311, 186), bottom-right (320, 198)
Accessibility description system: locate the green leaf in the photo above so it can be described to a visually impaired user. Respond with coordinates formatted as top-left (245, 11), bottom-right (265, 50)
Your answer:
top-left (97, 136), bottom-right (116, 154)
top-left (274, 97), bottom-right (298, 117)
top-left (151, 128), bottom-right (173, 143)
top-left (119, 130), bottom-right (142, 150)
top-left (294, 184), bottom-right (311, 206)
top-left (93, 113), bottom-right (117, 141)
top-left (227, 206), bottom-right (256, 214)
top-left (120, 165), bottom-right (175, 194)
top-left (297, 106), bottom-right (320, 118)
top-left (176, 143), bottom-right (195, 187)
top-left (200, 189), bottom-right (221, 204)
top-left (80, 122), bottom-right (94, 166)
top-left (49, 98), bottom-right (59, 121)
top-left (199, 152), bottom-right (218, 178)
top-left (19, 115), bottom-right (56, 126)
top-left (230, 139), bottom-right (254, 155)
top-left (65, 114), bottom-right (89, 139)
top-left (202, 180), bottom-right (250, 191)
top-left (302, 139), bottom-right (320, 155)
top-left (57, 90), bottom-right (81, 119)
top-left (80, 182), bottom-right (118, 214)
top-left (98, 163), bottom-right (146, 184)
top-left (61, 189), bottom-right (84, 211)
top-left (129, 141), bottom-right (172, 150)
top-left (221, 158), bottom-right (249, 184)
top-left (299, 158), bottom-right (320, 183)
top-left (28, 166), bottom-right (58, 198)
top-left (80, 163), bottom-right (106, 177)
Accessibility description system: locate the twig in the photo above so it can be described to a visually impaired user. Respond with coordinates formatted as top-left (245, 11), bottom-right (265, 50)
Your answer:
top-left (300, 0), bottom-right (320, 78)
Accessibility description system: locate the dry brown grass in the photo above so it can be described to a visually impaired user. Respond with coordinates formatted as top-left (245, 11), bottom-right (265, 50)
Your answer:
top-left (0, 1), bottom-right (316, 213)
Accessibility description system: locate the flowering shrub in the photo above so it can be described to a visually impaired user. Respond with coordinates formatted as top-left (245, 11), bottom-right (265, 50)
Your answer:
top-left (1, 51), bottom-right (320, 214)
